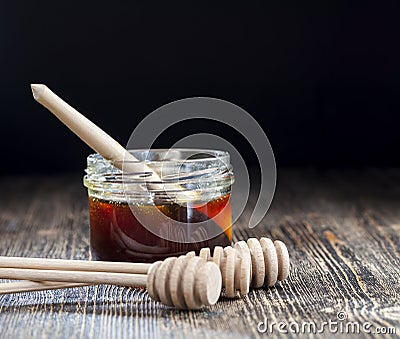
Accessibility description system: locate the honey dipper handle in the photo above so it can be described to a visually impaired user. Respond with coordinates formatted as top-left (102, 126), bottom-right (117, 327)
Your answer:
top-left (0, 281), bottom-right (90, 294)
top-left (0, 256), bottom-right (150, 274)
top-left (0, 268), bottom-right (148, 287)
top-left (30, 84), bottom-right (159, 177)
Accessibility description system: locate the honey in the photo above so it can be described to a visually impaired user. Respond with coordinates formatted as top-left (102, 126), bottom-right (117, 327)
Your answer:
top-left (89, 194), bottom-right (232, 262)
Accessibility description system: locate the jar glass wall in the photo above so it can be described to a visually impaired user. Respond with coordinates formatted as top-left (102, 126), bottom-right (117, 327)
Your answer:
top-left (84, 149), bottom-right (234, 263)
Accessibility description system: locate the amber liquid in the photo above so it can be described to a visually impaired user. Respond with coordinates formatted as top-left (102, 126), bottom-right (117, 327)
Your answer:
top-left (89, 194), bottom-right (232, 263)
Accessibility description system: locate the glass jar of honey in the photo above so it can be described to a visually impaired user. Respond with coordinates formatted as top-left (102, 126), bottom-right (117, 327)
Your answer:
top-left (83, 149), bottom-right (234, 263)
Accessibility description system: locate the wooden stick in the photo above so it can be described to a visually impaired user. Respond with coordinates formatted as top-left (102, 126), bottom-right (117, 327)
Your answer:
top-left (0, 268), bottom-right (148, 287)
top-left (30, 84), bottom-right (160, 178)
top-left (0, 256), bottom-right (150, 274)
top-left (0, 281), bottom-right (89, 294)
top-left (0, 257), bottom-right (150, 293)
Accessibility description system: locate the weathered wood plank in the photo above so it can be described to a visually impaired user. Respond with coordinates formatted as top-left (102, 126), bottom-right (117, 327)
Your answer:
top-left (0, 170), bottom-right (399, 338)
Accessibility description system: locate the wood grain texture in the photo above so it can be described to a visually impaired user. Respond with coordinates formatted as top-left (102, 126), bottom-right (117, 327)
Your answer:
top-left (0, 169), bottom-right (399, 338)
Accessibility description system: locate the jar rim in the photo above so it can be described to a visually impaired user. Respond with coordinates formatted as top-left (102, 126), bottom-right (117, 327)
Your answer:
top-left (111, 148), bottom-right (230, 165)
top-left (83, 148), bottom-right (234, 203)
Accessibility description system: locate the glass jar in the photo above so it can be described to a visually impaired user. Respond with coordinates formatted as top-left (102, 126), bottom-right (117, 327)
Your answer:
top-left (83, 149), bottom-right (234, 263)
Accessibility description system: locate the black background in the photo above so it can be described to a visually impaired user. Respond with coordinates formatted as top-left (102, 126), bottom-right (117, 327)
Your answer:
top-left (1, 2), bottom-right (399, 174)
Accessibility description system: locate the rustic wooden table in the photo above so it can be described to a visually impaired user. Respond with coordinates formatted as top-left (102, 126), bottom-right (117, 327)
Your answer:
top-left (0, 170), bottom-right (399, 338)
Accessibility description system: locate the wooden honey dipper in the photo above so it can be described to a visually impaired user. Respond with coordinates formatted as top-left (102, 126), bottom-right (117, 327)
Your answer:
top-left (187, 237), bottom-right (290, 297)
top-left (0, 256), bottom-right (221, 310)
top-left (0, 237), bottom-right (289, 300)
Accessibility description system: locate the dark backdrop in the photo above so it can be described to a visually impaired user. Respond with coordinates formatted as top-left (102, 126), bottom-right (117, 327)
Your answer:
top-left (1, 2), bottom-right (399, 174)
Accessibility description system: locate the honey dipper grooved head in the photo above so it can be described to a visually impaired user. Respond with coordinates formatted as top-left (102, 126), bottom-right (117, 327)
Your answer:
top-left (274, 240), bottom-right (290, 280)
top-left (245, 237), bottom-right (290, 289)
top-left (259, 237), bottom-right (278, 286)
top-left (246, 238), bottom-right (265, 288)
top-left (234, 241), bottom-right (252, 295)
top-left (147, 256), bottom-right (221, 309)
top-left (196, 237), bottom-right (290, 297)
